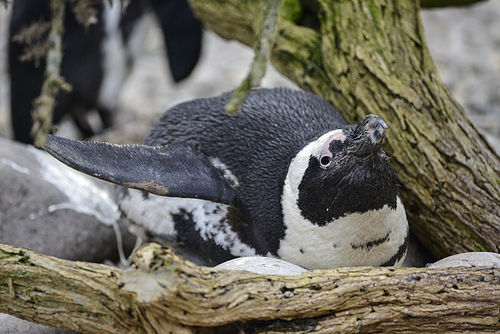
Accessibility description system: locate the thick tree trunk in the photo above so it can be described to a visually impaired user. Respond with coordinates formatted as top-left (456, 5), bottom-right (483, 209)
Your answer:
top-left (1, 243), bottom-right (499, 333)
top-left (191, 0), bottom-right (500, 260)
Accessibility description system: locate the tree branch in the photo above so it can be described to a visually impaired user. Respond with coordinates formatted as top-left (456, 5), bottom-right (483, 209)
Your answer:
top-left (0, 245), bottom-right (145, 333)
top-left (30, 0), bottom-right (71, 148)
top-left (225, 0), bottom-right (283, 115)
top-left (1, 243), bottom-right (499, 333)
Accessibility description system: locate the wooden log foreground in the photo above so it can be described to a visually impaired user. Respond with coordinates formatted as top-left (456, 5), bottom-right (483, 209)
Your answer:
top-left (0, 243), bottom-right (499, 333)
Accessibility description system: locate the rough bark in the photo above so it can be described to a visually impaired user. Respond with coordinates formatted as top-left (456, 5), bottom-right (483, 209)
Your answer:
top-left (0, 244), bottom-right (146, 333)
top-left (1, 243), bottom-right (499, 333)
top-left (190, 0), bottom-right (500, 260)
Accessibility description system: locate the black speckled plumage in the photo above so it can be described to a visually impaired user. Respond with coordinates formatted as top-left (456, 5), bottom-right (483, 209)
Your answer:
top-left (143, 88), bottom-right (349, 255)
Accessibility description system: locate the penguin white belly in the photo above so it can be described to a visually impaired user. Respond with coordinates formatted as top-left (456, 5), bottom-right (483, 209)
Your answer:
top-left (279, 196), bottom-right (408, 269)
top-left (98, 0), bottom-right (128, 111)
top-left (119, 189), bottom-right (257, 257)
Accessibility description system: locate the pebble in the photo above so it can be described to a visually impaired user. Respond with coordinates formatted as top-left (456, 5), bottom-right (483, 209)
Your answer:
top-left (428, 252), bottom-right (500, 268)
top-left (0, 314), bottom-right (78, 334)
top-left (215, 256), bottom-right (307, 275)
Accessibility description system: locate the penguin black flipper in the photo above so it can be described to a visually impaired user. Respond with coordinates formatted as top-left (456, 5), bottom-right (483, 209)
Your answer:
top-left (44, 135), bottom-right (242, 208)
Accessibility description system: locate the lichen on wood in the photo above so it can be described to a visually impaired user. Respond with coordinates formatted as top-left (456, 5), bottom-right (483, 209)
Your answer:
top-left (1, 243), bottom-right (499, 333)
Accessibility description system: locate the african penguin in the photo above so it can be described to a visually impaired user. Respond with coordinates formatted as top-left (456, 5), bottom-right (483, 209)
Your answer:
top-left (44, 87), bottom-right (409, 270)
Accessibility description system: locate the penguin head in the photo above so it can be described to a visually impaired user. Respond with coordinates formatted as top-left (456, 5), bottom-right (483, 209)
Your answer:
top-left (295, 114), bottom-right (398, 226)
top-left (316, 114), bottom-right (389, 169)
top-left (344, 114), bottom-right (388, 157)
top-left (280, 114), bottom-right (406, 268)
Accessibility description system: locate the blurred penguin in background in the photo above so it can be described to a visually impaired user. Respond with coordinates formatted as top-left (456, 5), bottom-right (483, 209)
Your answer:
top-left (8, 0), bottom-right (203, 144)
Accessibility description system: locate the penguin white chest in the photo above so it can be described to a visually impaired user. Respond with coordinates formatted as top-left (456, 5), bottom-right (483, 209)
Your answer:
top-left (279, 196), bottom-right (408, 269)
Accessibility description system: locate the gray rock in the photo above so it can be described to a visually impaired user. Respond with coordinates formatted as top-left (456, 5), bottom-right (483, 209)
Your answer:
top-left (0, 138), bottom-right (135, 262)
top-left (0, 314), bottom-right (77, 334)
top-left (428, 252), bottom-right (500, 268)
top-left (215, 256), bottom-right (307, 275)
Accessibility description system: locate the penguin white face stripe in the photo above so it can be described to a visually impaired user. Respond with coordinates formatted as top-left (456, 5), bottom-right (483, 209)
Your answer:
top-left (283, 130), bottom-right (346, 193)
top-left (280, 196), bottom-right (408, 269)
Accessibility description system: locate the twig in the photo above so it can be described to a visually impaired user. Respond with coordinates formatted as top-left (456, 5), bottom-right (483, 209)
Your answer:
top-left (225, 0), bottom-right (283, 115)
top-left (30, 0), bottom-right (72, 148)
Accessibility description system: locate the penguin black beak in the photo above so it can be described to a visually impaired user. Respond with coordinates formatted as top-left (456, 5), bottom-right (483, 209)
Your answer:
top-left (347, 114), bottom-right (388, 156)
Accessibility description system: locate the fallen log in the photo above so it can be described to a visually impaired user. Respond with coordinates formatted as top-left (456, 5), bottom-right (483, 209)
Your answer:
top-left (0, 243), bottom-right (499, 333)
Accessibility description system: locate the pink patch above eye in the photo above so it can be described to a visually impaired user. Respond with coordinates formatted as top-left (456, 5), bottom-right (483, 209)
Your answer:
top-left (321, 131), bottom-right (347, 156)
top-left (330, 132), bottom-right (347, 143)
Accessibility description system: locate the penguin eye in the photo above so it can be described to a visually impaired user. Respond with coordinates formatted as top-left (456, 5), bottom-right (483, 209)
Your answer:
top-left (319, 154), bottom-right (332, 168)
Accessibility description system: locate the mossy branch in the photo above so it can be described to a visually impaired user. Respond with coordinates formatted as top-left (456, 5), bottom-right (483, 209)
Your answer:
top-left (1, 243), bottom-right (499, 333)
top-left (30, 0), bottom-right (72, 148)
top-left (225, 0), bottom-right (283, 115)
